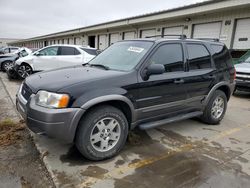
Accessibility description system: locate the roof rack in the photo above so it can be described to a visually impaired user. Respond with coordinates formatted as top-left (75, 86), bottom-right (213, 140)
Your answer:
top-left (194, 38), bottom-right (220, 42)
top-left (146, 34), bottom-right (187, 39)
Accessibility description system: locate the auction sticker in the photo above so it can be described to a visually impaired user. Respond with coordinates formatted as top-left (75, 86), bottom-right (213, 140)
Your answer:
top-left (128, 46), bottom-right (144, 53)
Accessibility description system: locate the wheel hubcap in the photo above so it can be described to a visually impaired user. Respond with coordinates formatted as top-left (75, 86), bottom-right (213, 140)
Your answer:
top-left (4, 62), bottom-right (13, 71)
top-left (17, 65), bottom-right (32, 78)
top-left (211, 96), bottom-right (224, 119)
top-left (90, 117), bottom-right (121, 152)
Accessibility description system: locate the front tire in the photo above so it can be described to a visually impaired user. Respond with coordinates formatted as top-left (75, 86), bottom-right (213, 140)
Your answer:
top-left (76, 105), bottom-right (128, 161)
top-left (17, 64), bottom-right (33, 79)
top-left (201, 90), bottom-right (227, 125)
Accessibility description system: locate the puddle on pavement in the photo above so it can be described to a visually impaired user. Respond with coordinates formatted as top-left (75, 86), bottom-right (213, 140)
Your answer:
top-left (59, 128), bottom-right (250, 188)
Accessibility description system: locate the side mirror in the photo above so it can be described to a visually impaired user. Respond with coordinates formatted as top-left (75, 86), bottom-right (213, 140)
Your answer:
top-left (34, 51), bottom-right (41, 56)
top-left (147, 64), bottom-right (165, 75)
top-left (143, 64), bottom-right (165, 80)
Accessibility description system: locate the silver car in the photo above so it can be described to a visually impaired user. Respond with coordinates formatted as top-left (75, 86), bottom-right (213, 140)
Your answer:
top-left (0, 47), bottom-right (32, 71)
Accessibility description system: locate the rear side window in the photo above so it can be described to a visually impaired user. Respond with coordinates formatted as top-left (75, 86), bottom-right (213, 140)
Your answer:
top-left (187, 44), bottom-right (211, 70)
top-left (80, 48), bottom-right (98, 56)
top-left (60, 47), bottom-right (80, 55)
top-left (211, 44), bottom-right (232, 69)
top-left (149, 43), bottom-right (184, 72)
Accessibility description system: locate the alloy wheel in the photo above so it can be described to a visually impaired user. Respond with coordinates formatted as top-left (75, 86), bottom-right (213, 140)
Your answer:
top-left (90, 117), bottom-right (121, 152)
top-left (17, 65), bottom-right (32, 79)
top-left (211, 96), bottom-right (225, 119)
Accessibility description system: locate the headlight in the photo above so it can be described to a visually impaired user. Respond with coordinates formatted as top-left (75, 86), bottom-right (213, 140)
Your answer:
top-left (35, 90), bottom-right (70, 108)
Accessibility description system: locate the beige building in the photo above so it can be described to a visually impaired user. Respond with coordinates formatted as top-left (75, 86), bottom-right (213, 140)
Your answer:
top-left (0, 38), bottom-right (21, 47)
top-left (9, 0), bottom-right (250, 50)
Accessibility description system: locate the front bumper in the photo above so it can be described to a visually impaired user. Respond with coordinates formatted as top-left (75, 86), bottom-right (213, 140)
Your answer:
top-left (16, 89), bottom-right (85, 143)
top-left (235, 79), bottom-right (250, 92)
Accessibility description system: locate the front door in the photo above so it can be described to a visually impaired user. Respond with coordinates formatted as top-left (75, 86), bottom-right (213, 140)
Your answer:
top-left (137, 43), bottom-right (188, 121)
top-left (33, 46), bottom-right (60, 71)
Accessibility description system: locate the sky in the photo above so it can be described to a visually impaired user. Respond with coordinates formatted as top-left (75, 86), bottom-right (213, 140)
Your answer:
top-left (0, 0), bottom-right (205, 39)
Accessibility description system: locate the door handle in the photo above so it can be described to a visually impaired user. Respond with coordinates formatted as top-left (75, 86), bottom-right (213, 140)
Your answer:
top-left (174, 79), bottom-right (184, 84)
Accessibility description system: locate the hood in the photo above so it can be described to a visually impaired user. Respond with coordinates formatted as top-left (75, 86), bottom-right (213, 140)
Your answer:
top-left (235, 62), bottom-right (250, 73)
top-left (16, 54), bottom-right (33, 64)
top-left (25, 65), bottom-right (126, 93)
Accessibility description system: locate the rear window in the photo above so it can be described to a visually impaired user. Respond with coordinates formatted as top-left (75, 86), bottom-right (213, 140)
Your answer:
top-left (60, 47), bottom-right (80, 55)
top-left (80, 48), bottom-right (98, 56)
top-left (187, 44), bottom-right (212, 70)
top-left (211, 44), bottom-right (232, 69)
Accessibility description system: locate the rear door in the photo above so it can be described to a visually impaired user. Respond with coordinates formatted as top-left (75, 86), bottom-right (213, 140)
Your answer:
top-left (184, 42), bottom-right (216, 111)
top-left (57, 46), bottom-right (83, 67)
top-left (137, 42), bottom-right (188, 120)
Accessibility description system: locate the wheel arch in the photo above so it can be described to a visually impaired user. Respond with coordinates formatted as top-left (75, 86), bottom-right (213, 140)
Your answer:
top-left (204, 82), bottom-right (232, 106)
top-left (72, 95), bottom-right (135, 142)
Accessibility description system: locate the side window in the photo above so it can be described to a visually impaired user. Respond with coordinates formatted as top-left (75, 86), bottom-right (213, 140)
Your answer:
top-left (4, 48), bottom-right (9, 53)
top-left (60, 47), bottom-right (77, 55)
top-left (39, 47), bottom-right (59, 56)
top-left (187, 44), bottom-right (211, 70)
top-left (80, 48), bottom-right (98, 56)
top-left (10, 48), bottom-right (18, 53)
top-left (149, 43), bottom-right (184, 73)
top-left (211, 44), bottom-right (231, 69)
top-left (74, 48), bottom-right (81, 55)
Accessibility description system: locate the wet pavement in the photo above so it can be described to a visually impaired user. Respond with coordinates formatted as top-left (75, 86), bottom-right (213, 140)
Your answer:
top-left (1, 72), bottom-right (250, 188)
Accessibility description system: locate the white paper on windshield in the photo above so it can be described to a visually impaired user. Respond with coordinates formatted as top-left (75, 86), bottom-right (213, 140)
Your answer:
top-left (127, 46), bottom-right (144, 53)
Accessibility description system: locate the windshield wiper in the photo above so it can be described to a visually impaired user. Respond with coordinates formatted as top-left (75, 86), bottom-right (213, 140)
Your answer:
top-left (88, 63), bottom-right (110, 70)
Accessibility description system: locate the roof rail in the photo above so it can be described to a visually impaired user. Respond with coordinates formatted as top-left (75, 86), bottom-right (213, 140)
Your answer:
top-left (194, 38), bottom-right (220, 42)
top-left (146, 34), bottom-right (187, 39)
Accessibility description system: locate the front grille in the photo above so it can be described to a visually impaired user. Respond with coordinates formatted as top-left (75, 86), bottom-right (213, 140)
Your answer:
top-left (21, 83), bottom-right (33, 101)
top-left (236, 72), bottom-right (250, 82)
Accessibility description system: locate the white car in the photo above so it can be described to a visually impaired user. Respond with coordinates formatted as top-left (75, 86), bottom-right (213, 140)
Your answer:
top-left (15, 44), bottom-right (97, 78)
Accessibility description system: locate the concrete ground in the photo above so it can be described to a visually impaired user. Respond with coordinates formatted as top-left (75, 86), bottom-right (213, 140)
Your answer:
top-left (1, 72), bottom-right (250, 188)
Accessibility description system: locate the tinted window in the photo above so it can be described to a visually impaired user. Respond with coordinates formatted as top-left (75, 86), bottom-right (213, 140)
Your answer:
top-left (80, 48), bottom-right (98, 56)
top-left (211, 44), bottom-right (232, 69)
top-left (60, 47), bottom-right (80, 55)
top-left (39, 47), bottom-right (58, 56)
top-left (187, 44), bottom-right (211, 70)
top-left (149, 44), bottom-right (184, 72)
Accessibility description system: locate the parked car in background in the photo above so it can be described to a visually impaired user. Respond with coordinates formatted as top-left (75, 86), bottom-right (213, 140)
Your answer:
top-left (16, 38), bottom-right (235, 161)
top-left (0, 46), bottom-right (20, 54)
top-left (235, 56), bottom-right (250, 93)
top-left (14, 44), bottom-right (97, 79)
top-left (0, 47), bottom-right (32, 71)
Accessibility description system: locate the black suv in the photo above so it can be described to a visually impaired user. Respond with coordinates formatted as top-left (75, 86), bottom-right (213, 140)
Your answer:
top-left (16, 37), bottom-right (235, 161)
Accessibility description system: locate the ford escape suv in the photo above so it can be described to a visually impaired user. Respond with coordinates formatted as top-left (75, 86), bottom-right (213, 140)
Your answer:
top-left (16, 37), bottom-right (235, 161)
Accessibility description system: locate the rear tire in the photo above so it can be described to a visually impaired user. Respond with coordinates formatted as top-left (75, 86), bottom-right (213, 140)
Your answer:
top-left (201, 90), bottom-right (227, 125)
top-left (76, 105), bottom-right (128, 161)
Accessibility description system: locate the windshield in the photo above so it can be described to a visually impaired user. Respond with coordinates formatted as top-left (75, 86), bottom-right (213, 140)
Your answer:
top-left (89, 41), bottom-right (153, 71)
top-left (245, 57), bottom-right (250, 63)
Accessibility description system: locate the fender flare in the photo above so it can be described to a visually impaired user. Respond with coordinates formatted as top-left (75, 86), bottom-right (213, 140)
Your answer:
top-left (80, 94), bottom-right (135, 120)
top-left (203, 81), bottom-right (234, 106)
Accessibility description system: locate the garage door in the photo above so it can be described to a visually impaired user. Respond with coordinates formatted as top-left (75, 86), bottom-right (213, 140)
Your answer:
top-left (141, 29), bottom-right (156, 38)
top-left (233, 18), bottom-right (250, 49)
top-left (109, 33), bottom-right (119, 45)
top-left (123, 31), bottom-right (136, 40)
top-left (163, 26), bottom-right (183, 37)
top-left (193, 22), bottom-right (222, 39)
top-left (98, 34), bottom-right (108, 50)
